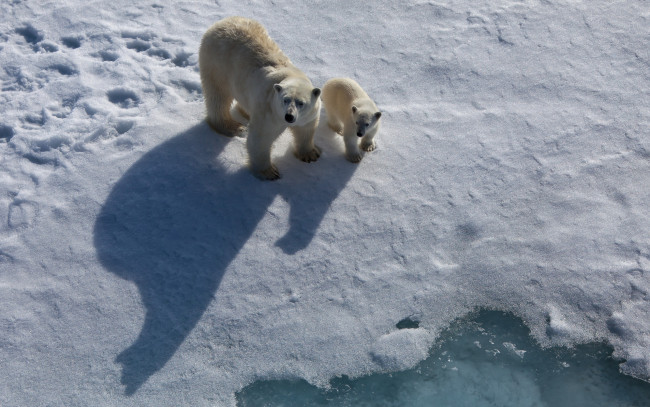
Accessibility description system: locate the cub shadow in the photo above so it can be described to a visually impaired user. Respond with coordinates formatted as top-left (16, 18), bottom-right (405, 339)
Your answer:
top-left (93, 121), bottom-right (356, 395)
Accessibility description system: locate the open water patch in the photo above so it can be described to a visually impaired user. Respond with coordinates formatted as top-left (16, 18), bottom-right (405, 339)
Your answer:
top-left (237, 310), bottom-right (650, 406)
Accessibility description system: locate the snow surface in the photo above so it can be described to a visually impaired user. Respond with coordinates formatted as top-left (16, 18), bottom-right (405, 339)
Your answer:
top-left (1, 0), bottom-right (649, 405)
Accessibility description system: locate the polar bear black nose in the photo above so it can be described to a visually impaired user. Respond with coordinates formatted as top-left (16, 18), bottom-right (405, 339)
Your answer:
top-left (285, 114), bottom-right (295, 123)
top-left (357, 132), bottom-right (363, 137)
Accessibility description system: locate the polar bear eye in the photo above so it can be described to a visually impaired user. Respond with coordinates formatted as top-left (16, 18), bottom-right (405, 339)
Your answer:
top-left (283, 97), bottom-right (291, 105)
top-left (296, 100), bottom-right (304, 108)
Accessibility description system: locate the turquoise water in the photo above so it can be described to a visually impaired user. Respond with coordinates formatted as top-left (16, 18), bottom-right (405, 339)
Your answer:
top-left (237, 310), bottom-right (650, 406)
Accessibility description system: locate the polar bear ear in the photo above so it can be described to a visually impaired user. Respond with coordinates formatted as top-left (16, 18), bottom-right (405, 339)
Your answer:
top-left (273, 84), bottom-right (283, 93)
top-left (312, 88), bottom-right (321, 98)
top-left (352, 105), bottom-right (358, 114)
top-left (374, 111), bottom-right (382, 119)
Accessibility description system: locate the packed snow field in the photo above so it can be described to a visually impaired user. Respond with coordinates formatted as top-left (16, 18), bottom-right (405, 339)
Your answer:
top-left (1, 0), bottom-right (649, 406)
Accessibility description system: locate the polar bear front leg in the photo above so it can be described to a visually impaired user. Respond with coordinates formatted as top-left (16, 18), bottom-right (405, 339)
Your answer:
top-left (360, 126), bottom-right (378, 152)
top-left (247, 117), bottom-right (284, 180)
top-left (343, 125), bottom-right (363, 163)
top-left (290, 119), bottom-right (321, 163)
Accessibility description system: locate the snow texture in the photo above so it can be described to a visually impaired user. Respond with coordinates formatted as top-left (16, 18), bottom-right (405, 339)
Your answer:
top-left (0, 0), bottom-right (649, 405)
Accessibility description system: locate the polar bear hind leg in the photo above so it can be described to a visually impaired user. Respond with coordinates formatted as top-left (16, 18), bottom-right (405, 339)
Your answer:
top-left (230, 101), bottom-right (250, 126)
top-left (201, 70), bottom-right (244, 137)
top-left (327, 117), bottom-right (343, 134)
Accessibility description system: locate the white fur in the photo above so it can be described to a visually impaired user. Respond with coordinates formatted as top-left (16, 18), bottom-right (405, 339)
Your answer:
top-left (199, 16), bottom-right (322, 180)
top-left (321, 78), bottom-right (382, 163)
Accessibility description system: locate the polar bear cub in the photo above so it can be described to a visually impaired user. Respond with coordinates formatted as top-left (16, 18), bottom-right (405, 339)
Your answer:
top-left (199, 16), bottom-right (322, 180)
top-left (321, 78), bottom-right (382, 163)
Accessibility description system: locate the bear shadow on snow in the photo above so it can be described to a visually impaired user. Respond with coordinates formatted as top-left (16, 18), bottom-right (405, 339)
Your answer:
top-left (93, 119), bottom-right (357, 395)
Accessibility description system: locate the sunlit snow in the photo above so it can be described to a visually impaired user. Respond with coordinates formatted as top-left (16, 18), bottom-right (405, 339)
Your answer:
top-left (1, 1), bottom-right (648, 405)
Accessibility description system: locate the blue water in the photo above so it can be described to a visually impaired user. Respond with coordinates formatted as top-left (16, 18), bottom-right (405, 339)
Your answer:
top-left (237, 310), bottom-right (650, 406)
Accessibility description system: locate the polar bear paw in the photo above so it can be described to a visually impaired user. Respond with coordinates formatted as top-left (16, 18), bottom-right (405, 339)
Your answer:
top-left (346, 151), bottom-right (363, 163)
top-left (361, 140), bottom-right (376, 152)
top-left (234, 126), bottom-right (248, 138)
top-left (255, 165), bottom-right (281, 181)
top-left (296, 146), bottom-right (321, 163)
top-left (207, 118), bottom-right (245, 138)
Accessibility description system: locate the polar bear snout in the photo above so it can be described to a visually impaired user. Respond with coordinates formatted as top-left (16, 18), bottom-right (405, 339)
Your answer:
top-left (283, 102), bottom-right (298, 123)
top-left (356, 124), bottom-right (368, 137)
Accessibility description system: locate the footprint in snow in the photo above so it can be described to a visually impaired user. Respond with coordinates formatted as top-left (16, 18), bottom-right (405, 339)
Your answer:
top-left (61, 36), bottom-right (82, 49)
top-left (146, 47), bottom-right (172, 60)
top-left (15, 24), bottom-right (44, 45)
top-left (48, 62), bottom-right (78, 76)
top-left (0, 125), bottom-right (14, 142)
top-left (24, 110), bottom-right (46, 127)
top-left (8, 201), bottom-right (36, 229)
top-left (15, 24), bottom-right (79, 54)
top-left (114, 119), bottom-right (134, 135)
top-left (126, 39), bottom-right (151, 52)
top-left (40, 41), bottom-right (59, 52)
top-left (107, 88), bottom-right (140, 108)
top-left (97, 50), bottom-right (119, 62)
top-left (171, 79), bottom-right (202, 102)
top-left (171, 50), bottom-right (195, 67)
top-left (14, 24), bottom-right (58, 53)
top-left (122, 30), bottom-right (155, 53)
top-left (121, 29), bottom-right (193, 66)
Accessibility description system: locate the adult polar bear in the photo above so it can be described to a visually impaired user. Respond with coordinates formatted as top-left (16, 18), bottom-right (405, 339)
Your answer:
top-left (199, 17), bottom-right (322, 180)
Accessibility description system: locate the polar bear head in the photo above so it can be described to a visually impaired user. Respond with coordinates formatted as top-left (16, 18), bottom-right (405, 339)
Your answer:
top-left (273, 78), bottom-right (321, 126)
top-left (352, 101), bottom-right (382, 138)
